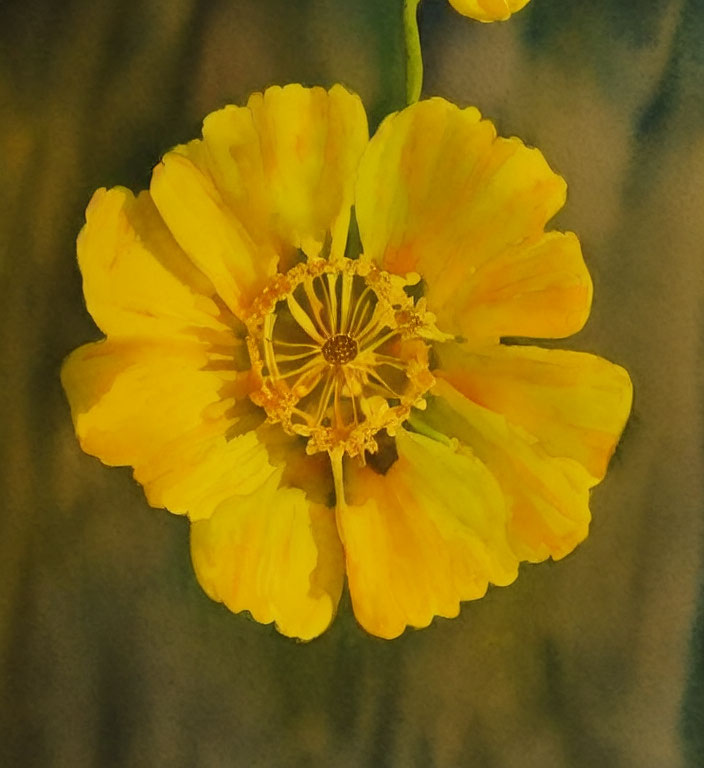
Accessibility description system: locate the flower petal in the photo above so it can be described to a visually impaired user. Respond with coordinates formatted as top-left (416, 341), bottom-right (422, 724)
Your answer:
top-left (336, 428), bottom-right (518, 639)
top-left (61, 337), bottom-right (273, 521)
top-left (150, 150), bottom-right (276, 320)
top-left (448, 0), bottom-right (530, 23)
top-left (151, 85), bottom-right (369, 318)
top-left (355, 98), bottom-right (573, 339)
top-left (202, 84), bottom-right (369, 262)
top-left (61, 337), bottom-right (221, 467)
top-left (446, 231), bottom-right (592, 342)
top-left (435, 342), bottom-right (633, 481)
top-left (77, 187), bottom-right (228, 338)
top-left (419, 379), bottom-right (600, 563)
top-left (190, 474), bottom-right (344, 641)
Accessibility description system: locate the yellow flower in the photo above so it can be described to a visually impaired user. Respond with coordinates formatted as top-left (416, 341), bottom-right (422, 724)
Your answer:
top-left (448, 0), bottom-right (531, 22)
top-left (62, 84), bottom-right (632, 640)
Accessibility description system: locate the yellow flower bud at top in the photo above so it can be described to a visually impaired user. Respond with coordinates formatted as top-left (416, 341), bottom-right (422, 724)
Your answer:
top-left (448, 0), bottom-right (531, 22)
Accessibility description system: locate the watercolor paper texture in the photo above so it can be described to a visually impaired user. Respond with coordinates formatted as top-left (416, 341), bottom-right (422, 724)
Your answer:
top-left (1, 0), bottom-right (702, 765)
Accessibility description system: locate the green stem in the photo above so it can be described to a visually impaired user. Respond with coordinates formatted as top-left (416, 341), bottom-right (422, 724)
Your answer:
top-left (403, 0), bottom-right (423, 104)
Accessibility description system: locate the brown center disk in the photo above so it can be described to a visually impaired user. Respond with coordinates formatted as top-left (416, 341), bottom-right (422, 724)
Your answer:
top-left (322, 334), bottom-right (358, 365)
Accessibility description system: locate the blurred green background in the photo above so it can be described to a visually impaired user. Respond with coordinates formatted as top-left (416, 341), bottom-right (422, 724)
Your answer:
top-left (2, 0), bottom-right (704, 765)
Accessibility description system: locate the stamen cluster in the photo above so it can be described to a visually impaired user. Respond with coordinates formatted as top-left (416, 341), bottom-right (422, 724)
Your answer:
top-left (244, 257), bottom-right (436, 457)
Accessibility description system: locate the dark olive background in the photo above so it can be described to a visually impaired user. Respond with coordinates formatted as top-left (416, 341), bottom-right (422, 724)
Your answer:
top-left (2, 0), bottom-right (703, 765)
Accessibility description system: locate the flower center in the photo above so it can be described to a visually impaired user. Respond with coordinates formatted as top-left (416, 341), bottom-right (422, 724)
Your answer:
top-left (244, 257), bottom-right (437, 457)
top-left (321, 334), bottom-right (358, 365)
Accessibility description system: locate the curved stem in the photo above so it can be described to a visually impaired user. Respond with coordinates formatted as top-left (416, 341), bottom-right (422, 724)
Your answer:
top-left (403, 0), bottom-right (423, 104)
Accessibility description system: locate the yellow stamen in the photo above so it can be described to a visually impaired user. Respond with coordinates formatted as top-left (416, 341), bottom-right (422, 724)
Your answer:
top-left (329, 446), bottom-right (347, 514)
